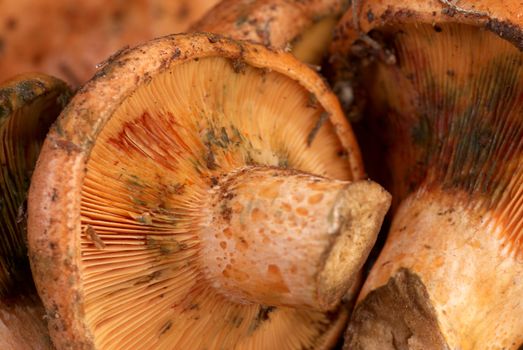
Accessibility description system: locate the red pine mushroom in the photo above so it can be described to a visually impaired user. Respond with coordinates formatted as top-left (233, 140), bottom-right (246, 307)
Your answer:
top-left (330, 0), bottom-right (523, 348)
top-left (28, 33), bottom-right (390, 349)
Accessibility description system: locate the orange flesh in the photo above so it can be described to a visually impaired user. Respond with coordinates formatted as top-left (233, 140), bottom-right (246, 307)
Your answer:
top-left (80, 57), bottom-right (351, 349)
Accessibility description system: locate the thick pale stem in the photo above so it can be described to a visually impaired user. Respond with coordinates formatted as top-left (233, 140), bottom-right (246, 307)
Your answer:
top-left (200, 166), bottom-right (390, 311)
top-left (348, 190), bottom-right (523, 349)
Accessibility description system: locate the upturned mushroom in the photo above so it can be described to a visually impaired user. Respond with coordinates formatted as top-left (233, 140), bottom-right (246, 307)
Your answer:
top-left (329, 0), bottom-right (523, 348)
top-left (27, 33), bottom-right (390, 349)
top-left (0, 73), bottom-right (70, 349)
top-left (193, 0), bottom-right (350, 64)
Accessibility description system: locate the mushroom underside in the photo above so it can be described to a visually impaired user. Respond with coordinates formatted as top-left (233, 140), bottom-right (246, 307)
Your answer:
top-left (339, 21), bottom-right (523, 348)
top-left (61, 53), bottom-right (370, 349)
top-left (1, 74), bottom-right (70, 350)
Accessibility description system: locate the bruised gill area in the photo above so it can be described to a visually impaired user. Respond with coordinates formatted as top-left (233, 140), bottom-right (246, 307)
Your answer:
top-left (0, 82), bottom-right (67, 294)
top-left (79, 57), bottom-right (360, 349)
top-left (359, 22), bottom-right (523, 252)
top-left (0, 75), bottom-right (70, 349)
top-left (343, 23), bottom-right (523, 348)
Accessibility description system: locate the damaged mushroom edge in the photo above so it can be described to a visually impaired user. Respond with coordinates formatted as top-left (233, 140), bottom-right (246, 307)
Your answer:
top-left (331, 0), bottom-right (523, 57)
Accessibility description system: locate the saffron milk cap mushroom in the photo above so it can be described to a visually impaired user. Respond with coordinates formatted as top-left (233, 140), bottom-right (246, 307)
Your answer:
top-left (28, 33), bottom-right (390, 349)
top-left (330, 0), bottom-right (523, 348)
top-left (193, 0), bottom-right (350, 64)
top-left (0, 73), bottom-right (70, 349)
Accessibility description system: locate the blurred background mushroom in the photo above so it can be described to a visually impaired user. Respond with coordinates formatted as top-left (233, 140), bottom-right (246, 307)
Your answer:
top-left (329, 0), bottom-right (523, 348)
top-left (27, 33), bottom-right (390, 349)
top-left (193, 0), bottom-right (350, 65)
top-left (0, 73), bottom-right (70, 349)
top-left (0, 0), bottom-right (220, 87)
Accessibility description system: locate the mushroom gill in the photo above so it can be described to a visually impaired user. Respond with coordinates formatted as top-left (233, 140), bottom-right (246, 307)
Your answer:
top-left (330, 1), bottom-right (523, 348)
top-left (0, 73), bottom-right (70, 349)
top-left (28, 33), bottom-right (390, 349)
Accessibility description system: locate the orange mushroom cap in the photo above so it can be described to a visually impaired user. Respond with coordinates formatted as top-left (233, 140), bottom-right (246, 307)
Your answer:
top-left (330, 1), bottom-right (523, 348)
top-left (28, 33), bottom-right (389, 349)
top-left (193, 0), bottom-right (350, 64)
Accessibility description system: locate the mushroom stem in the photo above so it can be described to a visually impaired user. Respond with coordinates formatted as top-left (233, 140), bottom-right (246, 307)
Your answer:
top-left (201, 166), bottom-right (390, 310)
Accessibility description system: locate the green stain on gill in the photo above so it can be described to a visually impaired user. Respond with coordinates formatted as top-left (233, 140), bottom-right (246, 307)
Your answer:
top-left (56, 89), bottom-right (72, 109)
top-left (431, 52), bottom-right (522, 207)
top-left (230, 124), bottom-right (243, 144)
top-left (220, 127), bottom-right (229, 146)
top-left (205, 126), bottom-right (233, 149)
top-left (199, 119), bottom-right (292, 174)
top-left (127, 174), bottom-right (145, 188)
top-left (379, 25), bottom-right (523, 210)
top-left (0, 99), bottom-right (11, 121)
top-left (410, 113), bottom-right (432, 148)
top-left (235, 14), bottom-right (248, 27)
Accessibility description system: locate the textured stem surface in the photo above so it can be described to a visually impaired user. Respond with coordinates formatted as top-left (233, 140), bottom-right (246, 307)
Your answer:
top-left (201, 166), bottom-right (390, 310)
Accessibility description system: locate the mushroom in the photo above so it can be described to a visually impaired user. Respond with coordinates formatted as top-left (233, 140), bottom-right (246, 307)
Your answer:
top-left (193, 0), bottom-right (350, 64)
top-left (27, 33), bottom-right (391, 349)
top-left (329, 0), bottom-right (523, 348)
top-left (194, 0), bottom-right (374, 303)
top-left (0, 0), bottom-right (220, 86)
top-left (0, 73), bottom-right (71, 349)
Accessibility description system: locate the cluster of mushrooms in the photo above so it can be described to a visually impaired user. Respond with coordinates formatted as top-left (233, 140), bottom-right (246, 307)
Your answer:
top-left (0, 0), bottom-right (521, 349)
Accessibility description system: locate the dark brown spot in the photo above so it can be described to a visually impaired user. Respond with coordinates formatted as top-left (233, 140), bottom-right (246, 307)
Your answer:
top-left (231, 57), bottom-right (246, 74)
top-left (172, 47), bottom-right (181, 59)
top-left (235, 14), bottom-right (248, 27)
top-left (441, 7), bottom-right (456, 17)
top-left (207, 34), bottom-right (219, 43)
top-left (249, 305), bottom-right (276, 333)
top-left (306, 93), bottom-right (319, 109)
top-left (86, 225), bottom-right (105, 250)
top-left (5, 17), bottom-right (17, 31)
top-left (54, 139), bottom-right (81, 154)
top-left (205, 147), bottom-right (217, 170)
top-left (176, 3), bottom-right (190, 20)
top-left (345, 269), bottom-right (449, 349)
top-left (486, 19), bottom-right (523, 50)
top-left (221, 205), bottom-right (232, 222)
top-left (134, 270), bottom-right (162, 285)
top-left (230, 315), bottom-right (244, 328)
